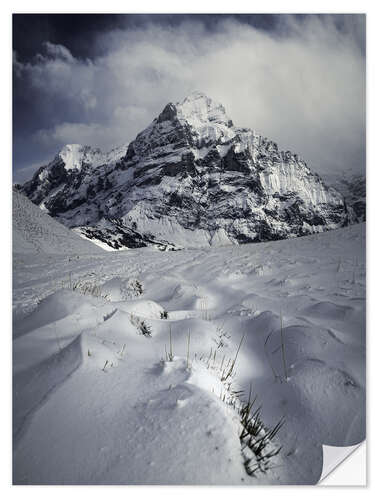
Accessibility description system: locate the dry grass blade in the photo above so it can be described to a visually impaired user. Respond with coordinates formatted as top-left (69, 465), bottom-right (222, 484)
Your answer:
top-left (221, 331), bottom-right (246, 381)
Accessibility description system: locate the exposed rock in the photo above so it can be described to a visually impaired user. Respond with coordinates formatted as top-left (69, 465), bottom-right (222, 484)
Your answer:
top-left (20, 92), bottom-right (357, 250)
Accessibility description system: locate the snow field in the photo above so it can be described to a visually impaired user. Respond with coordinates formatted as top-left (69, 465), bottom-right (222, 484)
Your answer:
top-left (13, 222), bottom-right (365, 484)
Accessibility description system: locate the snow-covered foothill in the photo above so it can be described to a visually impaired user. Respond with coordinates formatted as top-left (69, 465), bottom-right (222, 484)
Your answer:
top-left (13, 189), bottom-right (104, 254)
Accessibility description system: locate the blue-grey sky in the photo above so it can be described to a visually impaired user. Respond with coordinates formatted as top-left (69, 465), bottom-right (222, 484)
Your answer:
top-left (13, 14), bottom-right (365, 183)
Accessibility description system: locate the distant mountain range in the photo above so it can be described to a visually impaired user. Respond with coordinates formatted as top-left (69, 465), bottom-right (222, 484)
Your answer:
top-left (17, 92), bottom-right (363, 250)
top-left (323, 170), bottom-right (366, 223)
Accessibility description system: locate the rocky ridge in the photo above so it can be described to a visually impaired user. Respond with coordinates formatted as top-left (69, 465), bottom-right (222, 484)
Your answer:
top-left (20, 91), bottom-right (356, 250)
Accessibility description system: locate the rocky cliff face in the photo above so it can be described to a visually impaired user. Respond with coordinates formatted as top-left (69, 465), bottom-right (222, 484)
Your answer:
top-left (327, 172), bottom-right (366, 222)
top-left (20, 92), bottom-right (354, 250)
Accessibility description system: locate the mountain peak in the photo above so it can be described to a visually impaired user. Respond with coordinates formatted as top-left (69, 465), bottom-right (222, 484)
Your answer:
top-left (155, 91), bottom-right (232, 129)
top-left (55, 144), bottom-right (103, 171)
top-left (21, 92), bottom-right (354, 251)
top-left (58, 144), bottom-right (101, 156)
top-left (176, 91), bottom-right (233, 129)
top-left (181, 90), bottom-right (210, 102)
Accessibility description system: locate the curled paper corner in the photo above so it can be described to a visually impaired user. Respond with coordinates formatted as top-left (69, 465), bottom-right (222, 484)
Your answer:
top-left (319, 441), bottom-right (366, 485)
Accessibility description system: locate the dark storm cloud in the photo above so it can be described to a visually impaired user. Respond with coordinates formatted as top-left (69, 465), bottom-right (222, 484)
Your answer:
top-left (13, 14), bottom-right (279, 61)
top-left (13, 14), bottom-right (365, 183)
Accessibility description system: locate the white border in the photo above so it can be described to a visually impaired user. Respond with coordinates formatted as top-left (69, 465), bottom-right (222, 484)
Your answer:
top-left (2, 0), bottom-right (372, 497)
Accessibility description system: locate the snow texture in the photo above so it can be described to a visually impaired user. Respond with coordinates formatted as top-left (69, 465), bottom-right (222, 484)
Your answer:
top-left (13, 213), bottom-right (365, 484)
top-left (13, 189), bottom-right (104, 255)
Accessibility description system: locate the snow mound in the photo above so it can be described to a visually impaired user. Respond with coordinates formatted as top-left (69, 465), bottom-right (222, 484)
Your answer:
top-left (289, 359), bottom-right (365, 445)
top-left (302, 301), bottom-right (354, 321)
top-left (100, 277), bottom-right (144, 301)
top-left (13, 289), bottom-right (103, 338)
top-left (116, 299), bottom-right (165, 320)
top-left (13, 334), bottom-right (84, 444)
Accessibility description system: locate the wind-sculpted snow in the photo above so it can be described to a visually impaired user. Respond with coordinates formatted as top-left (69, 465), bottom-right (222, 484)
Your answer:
top-left (13, 334), bottom-right (84, 445)
top-left (19, 92), bottom-right (355, 250)
top-left (13, 223), bottom-right (365, 484)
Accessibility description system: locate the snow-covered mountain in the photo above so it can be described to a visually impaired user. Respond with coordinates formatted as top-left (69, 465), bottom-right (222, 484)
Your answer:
top-left (13, 188), bottom-right (104, 254)
top-left (324, 171), bottom-right (366, 222)
top-left (20, 92), bottom-right (355, 250)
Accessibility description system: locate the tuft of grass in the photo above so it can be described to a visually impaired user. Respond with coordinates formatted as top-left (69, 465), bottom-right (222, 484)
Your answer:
top-left (197, 339), bottom-right (284, 478)
top-left (133, 279), bottom-right (143, 295)
top-left (70, 278), bottom-right (109, 300)
top-left (160, 310), bottom-right (169, 319)
top-left (214, 321), bottom-right (231, 349)
top-left (197, 323), bottom-right (286, 478)
top-left (130, 313), bottom-right (152, 337)
top-left (128, 278), bottom-right (143, 296)
top-left (240, 383), bottom-right (285, 476)
top-left (164, 325), bottom-right (174, 362)
top-left (139, 320), bottom-right (152, 337)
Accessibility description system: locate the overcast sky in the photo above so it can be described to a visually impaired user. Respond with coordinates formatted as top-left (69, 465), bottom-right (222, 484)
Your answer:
top-left (13, 14), bottom-right (365, 183)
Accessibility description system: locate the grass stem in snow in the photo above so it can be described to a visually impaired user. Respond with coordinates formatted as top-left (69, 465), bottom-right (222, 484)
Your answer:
top-left (169, 325), bottom-right (173, 361)
top-left (118, 343), bottom-right (126, 357)
top-left (222, 331), bottom-right (246, 381)
top-left (280, 311), bottom-right (288, 381)
top-left (186, 329), bottom-right (191, 369)
top-left (53, 323), bottom-right (62, 353)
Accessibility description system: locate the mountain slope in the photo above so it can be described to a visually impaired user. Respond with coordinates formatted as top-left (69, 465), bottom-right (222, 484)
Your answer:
top-left (325, 171), bottom-right (366, 222)
top-left (13, 189), bottom-right (104, 254)
top-left (20, 92), bottom-right (354, 249)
